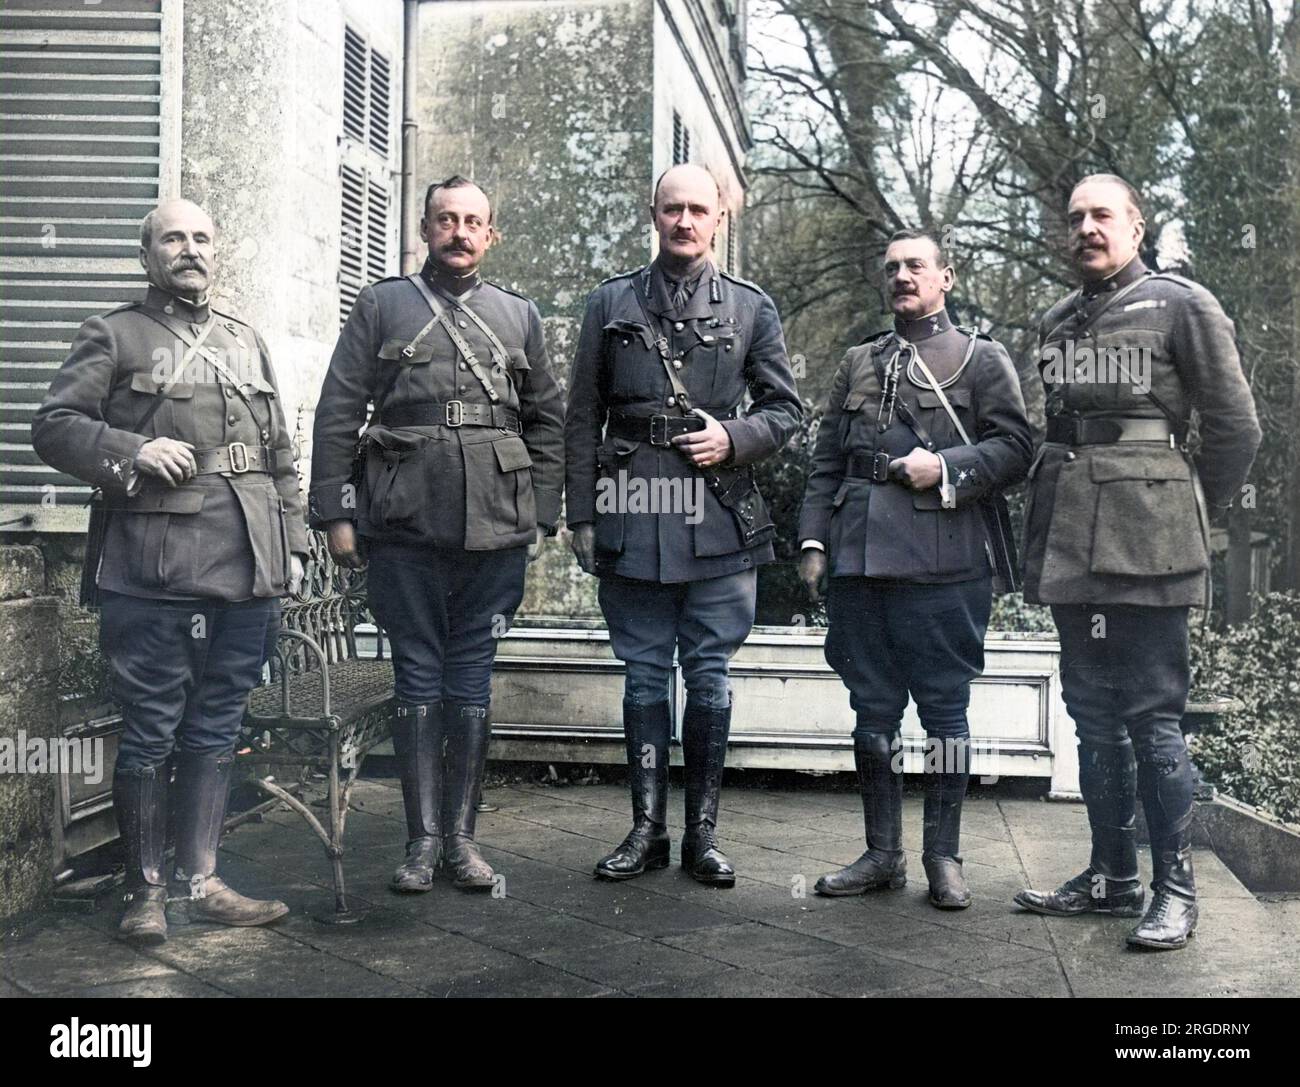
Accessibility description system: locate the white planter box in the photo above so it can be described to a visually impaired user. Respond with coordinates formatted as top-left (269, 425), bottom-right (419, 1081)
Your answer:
top-left (476, 620), bottom-right (1080, 798)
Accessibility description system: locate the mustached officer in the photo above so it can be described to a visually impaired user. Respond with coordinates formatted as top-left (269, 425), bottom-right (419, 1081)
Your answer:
top-left (32, 199), bottom-right (308, 944)
top-left (309, 176), bottom-right (564, 893)
top-left (1014, 175), bottom-right (1261, 949)
top-left (799, 228), bottom-right (1032, 909)
top-left (566, 163), bottom-right (802, 886)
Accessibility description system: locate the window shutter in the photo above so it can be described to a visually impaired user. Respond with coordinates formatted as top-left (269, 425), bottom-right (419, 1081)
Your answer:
top-left (0, 0), bottom-right (175, 531)
top-left (338, 26), bottom-right (393, 327)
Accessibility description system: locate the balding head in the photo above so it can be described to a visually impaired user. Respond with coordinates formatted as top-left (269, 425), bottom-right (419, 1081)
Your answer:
top-left (651, 164), bottom-right (724, 271)
top-left (138, 199), bottom-right (216, 301)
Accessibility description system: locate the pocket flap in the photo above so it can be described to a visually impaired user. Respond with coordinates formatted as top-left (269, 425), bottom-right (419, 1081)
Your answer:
top-left (831, 480), bottom-right (851, 508)
top-left (693, 327), bottom-right (738, 347)
top-left (122, 489), bottom-right (206, 514)
top-left (1090, 449), bottom-right (1191, 483)
top-left (506, 348), bottom-right (531, 372)
top-left (129, 372), bottom-right (194, 399)
top-left (916, 388), bottom-right (972, 410)
top-left (493, 435), bottom-right (533, 472)
top-left (378, 338), bottom-right (436, 365)
top-left (246, 373), bottom-right (276, 395)
top-left (604, 320), bottom-right (653, 349)
top-left (842, 391), bottom-right (869, 412)
top-left (364, 425), bottom-right (429, 457)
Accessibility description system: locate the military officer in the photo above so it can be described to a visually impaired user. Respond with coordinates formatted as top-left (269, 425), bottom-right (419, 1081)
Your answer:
top-left (32, 198), bottom-right (307, 945)
top-left (1014, 175), bottom-right (1261, 949)
top-left (310, 175), bottom-right (564, 893)
top-left (566, 163), bottom-right (802, 886)
top-left (798, 228), bottom-right (1032, 909)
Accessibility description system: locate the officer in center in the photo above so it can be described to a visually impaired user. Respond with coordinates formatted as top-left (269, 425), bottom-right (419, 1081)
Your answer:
top-left (798, 227), bottom-right (1032, 909)
top-left (566, 163), bottom-right (802, 886)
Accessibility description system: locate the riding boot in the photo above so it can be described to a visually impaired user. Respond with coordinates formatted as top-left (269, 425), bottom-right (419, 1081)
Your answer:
top-left (921, 735), bottom-right (972, 909)
top-left (594, 699), bottom-right (671, 880)
top-left (681, 698), bottom-right (735, 887)
top-left (442, 703), bottom-right (496, 890)
top-left (390, 701), bottom-right (443, 893)
top-left (815, 729), bottom-right (906, 895)
top-left (113, 761), bottom-right (170, 945)
top-left (1128, 742), bottom-right (1198, 949)
top-left (170, 750), bottom-right (289, 926)
top-left (1015, 738), bottom-right (1146, 917)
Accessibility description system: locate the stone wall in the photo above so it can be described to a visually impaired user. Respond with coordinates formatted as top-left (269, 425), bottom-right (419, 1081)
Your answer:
top-left (0, 546), bottom-right (62, 924)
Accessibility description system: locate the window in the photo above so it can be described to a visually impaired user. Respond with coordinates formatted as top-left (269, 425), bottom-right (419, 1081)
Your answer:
top-left (339, 26), bottom-right (394, 326)
top-left (672, 110), bottom-right (691, 165)
top-left (0, 0), bottom-right (179, 531)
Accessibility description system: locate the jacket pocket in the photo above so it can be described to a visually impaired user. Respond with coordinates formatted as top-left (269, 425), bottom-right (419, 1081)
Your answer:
top-left (121, 489), bottom-right (206, 589)
top-left (1088, 449), bottom-right (1208, 576)
top-left (686, 327), bottom-right (739, 407)
top-left (604, 321), bottom-right (654, 399)
top-left (492, 433), bottom-right (535, 535)
top-left (361, 425), bottom-right (434, 533)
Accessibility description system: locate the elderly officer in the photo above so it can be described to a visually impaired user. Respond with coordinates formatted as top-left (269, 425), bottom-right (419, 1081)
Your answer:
top-left (798, 228), bottom-right (1032, 909)
top-left (1014, 175), bottom-right (1261, 949)
top-left (32, 198), bottom-right (306, 945)
top-left (310, 175), bottom-right (564, 894)
top-left (566, 163), bottom-right (802, 886)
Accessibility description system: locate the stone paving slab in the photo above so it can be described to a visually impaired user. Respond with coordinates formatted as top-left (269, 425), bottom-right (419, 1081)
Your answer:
top-left (2, 779), bottom-right (1294, 998)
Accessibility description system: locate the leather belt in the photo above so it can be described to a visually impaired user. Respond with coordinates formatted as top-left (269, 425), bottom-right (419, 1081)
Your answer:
top-left (1046, 415), bottom-right (1175, 446)
top-left (847, 451), bottom-right (895, 483)
top-left (383, 400), bottom-right (521, 431)
top-left (192, 442), bottom-right (276, 475)
top-left (607, 410), bottom-right (734, 448)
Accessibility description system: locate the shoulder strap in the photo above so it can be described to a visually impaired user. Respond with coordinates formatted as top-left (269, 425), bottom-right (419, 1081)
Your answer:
top-left (128, 314), bottom-right (218, 433)
top-left (407, 273), bottom-right (501, 404)
top-left (429, 282), bottom-right (514, 370)
top-left (630, 270), bottom-right (693, 414)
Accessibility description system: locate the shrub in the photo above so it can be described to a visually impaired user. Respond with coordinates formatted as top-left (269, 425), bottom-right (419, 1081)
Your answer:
top-left (1188, 592), bottom-right (1300, 823)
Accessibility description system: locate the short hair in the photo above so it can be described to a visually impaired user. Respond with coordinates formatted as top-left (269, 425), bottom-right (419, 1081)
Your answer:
top-left (139, 209), bottom-right (157, 248)
top-left (423, 174), bottom-right (493, 223)
top-left (1072, 173), bottom-right (1144, 221)
top-left (884, 227), bottom-right (951, 268)
top-left (651, 166), bottom-right (722, 208)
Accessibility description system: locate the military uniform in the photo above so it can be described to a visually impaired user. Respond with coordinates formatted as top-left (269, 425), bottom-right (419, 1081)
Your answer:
top-left (565, 259), bottom-right (801, 884)
top-left (1015, 255), bottom-right (1261, 947)
top-left (799, 310), bottom-right (1032, 906)
top-left (32, 284), bottom-right (307, 936)
top-left (309, 257), bottom-right (564, 890)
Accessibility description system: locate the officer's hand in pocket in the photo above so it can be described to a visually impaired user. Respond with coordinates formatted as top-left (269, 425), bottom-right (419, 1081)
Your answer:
top-left (134, 437), bottom-right (197, 486)
top-left (570, 523), bottom-right (596, 575)
top-left (799, 547), bottom-right (828, 604)
top-left (527, 526), bottom-right (546, 564)
top-left (326, 520), bottom-right (367, 570)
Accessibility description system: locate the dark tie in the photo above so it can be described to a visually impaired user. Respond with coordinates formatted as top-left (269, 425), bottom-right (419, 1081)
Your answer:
top-left (670, 278), bottom-right (691, 313)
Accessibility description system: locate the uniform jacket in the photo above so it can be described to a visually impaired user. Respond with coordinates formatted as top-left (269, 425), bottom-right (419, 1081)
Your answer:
top-left (308, 260), bottom-right (565, 551)
top-left (564, 260), bottom-right (803, 583)
top-left (31, 287), bottom-right (309, 602)
top-left (1021, 257), bottom-right (1262, 607)
top-left (799, 312), bottom-right (1032, 582)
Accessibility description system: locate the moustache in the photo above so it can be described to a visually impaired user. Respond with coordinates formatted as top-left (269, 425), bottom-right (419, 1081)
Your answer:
top-left (443, 243), bottom-right (474, 254)
top-left (172, 260), bottom-right (206, 273)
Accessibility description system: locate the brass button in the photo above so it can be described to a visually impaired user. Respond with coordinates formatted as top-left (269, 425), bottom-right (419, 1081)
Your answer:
top-left (1065, 451), bottom-right (1077, 462)
top-left (672, 360), bottom-right (682, 370)
top-left (667, 397), bottom-right (676, 406)
top-left (227, 414), bottom-right (238, 425)
top-left (458, 320), bottom-right (468, 328)
top-left (725, 343), bottom-right (733, 351)
top-left (459, 362), bottom-right (467, 370)
top-left (223, 387), bottom-right (233, 398)
top-left (163, 304), bottom-right (174, 314)
top-left (621, 338), bottom-right (630, 347)
top-left (674, 321), bottom-right (684, 332)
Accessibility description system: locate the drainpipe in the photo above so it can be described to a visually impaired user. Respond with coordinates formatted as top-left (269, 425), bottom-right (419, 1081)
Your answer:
top-left (400, 0), bottom-right (420, 273)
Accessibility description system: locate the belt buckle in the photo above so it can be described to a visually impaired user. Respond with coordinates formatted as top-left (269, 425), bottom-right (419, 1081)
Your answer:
top-left (445, 400), bottom-right (464, 428)
top-left (649, 414), bottom-right (671, 447)
top-left (227, 441), bottom-right (250, 473)
top-left (871, 450), bottom-right (892, 483)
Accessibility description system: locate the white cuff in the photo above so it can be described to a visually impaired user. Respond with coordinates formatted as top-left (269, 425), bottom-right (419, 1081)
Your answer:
top-left (937, 452), bottom-right (956, 509)
top-left (800, 540), bottom-right (825, 552)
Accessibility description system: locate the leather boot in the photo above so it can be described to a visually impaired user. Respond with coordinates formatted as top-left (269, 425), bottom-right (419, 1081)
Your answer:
top-left (815, 730), bottom-right (906, 895)
top-left (595, 700), bottom-right (671, 880)
top-left (442, 703), bottom-right (495, 890)
top-left (921, 735), bottom-right (971, 909)
top-left (1128, 745), bottom-right (1197, 949)
top-left (113, 761), bottom-right (170, 945)
top-left (1127, 838), bottom-right (1197, 949)
top-left (390, 701), bottom-right (443, 893)
top-left (1015, 739), bottom-right (1145, 917)
top-left (681, 699), bottom-right (735, 887)
top-left (170, 751), bottom-right (289, 926)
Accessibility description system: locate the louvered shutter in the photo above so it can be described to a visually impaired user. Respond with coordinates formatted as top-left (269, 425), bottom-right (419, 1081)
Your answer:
top-left (338, 27), bottom-right (393, 327)
top-left (0, 0), bottom-right (179, 532)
